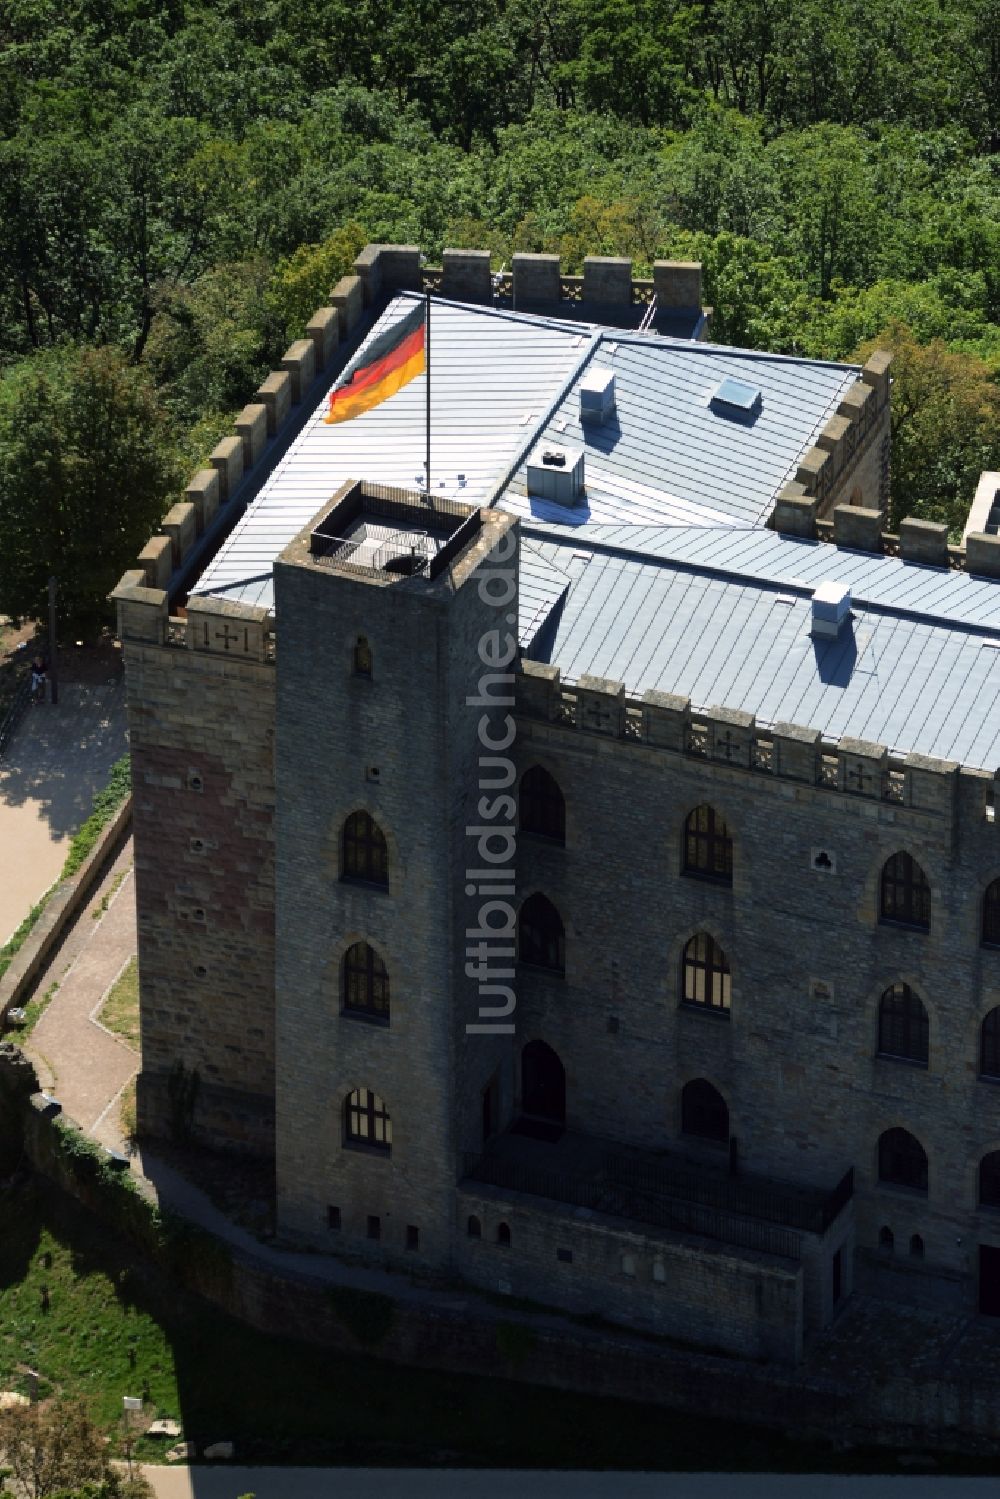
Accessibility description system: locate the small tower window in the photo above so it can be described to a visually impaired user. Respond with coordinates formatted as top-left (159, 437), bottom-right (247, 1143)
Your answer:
top-left (353, 635), bottom-right (373, 677)
top-left (879, 852), bottom-right (930, 930)
top-left (496, 1221), bottom-right (511, 1247)
top-left (467, 1215), bottom-right (482, 1239)
top-left (877, 1127), bottom-right (927, 1194)
top-left (984, 880), bottom-right (1000, 946)
top-left (681, 1078), bottom-right (729, 1143)
top-left (878, 1226), bottom-right (894, 1253)
top-left (909, 1234), bottom-right (924, 1258)
top-left (342, 810), bottom-right (388, 888)
top-left (518, 893), bottom-right (565, 973)
top-left (681, 933), bottom-right (731, 1013)
top-left (981, 1008), bottom-right (1000, 1078)
top-left (683, 805), bottom-right (733, 884)
top-left (979, 1150), bottom-right (1000, 1209)
top-left (519, 766), bottom-right (566, 844)
top-left (344, 1088), bottom-right (392, 1153)
top-left (342, 942), bottom-right (390, 1022)
top-left (877, 983), bottom-right (928, 1067)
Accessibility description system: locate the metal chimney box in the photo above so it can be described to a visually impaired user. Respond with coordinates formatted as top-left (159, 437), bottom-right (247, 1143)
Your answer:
top-left (526, 443), bottom-right (585, 507)
top-left (579, 366), bottom-right (616, 426)
top-left (811, 581), bottom-right (851, 639)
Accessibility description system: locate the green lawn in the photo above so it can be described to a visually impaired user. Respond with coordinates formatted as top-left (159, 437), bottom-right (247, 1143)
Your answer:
top-left (98, 958), bottom-right (140, 1050)
top-left (0, 1177), bottom-right (986, 1473)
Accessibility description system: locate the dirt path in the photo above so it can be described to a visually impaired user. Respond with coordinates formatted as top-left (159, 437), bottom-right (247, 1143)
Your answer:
top-left (0, 675), bottom-right (127, 945)
top-left (26, 853), bottom-right (138, 1145)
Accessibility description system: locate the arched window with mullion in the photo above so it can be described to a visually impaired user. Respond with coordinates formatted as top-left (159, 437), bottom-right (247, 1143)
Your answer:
top-left (344, 1087), bottom-right (391, 1152)
top-left (877, 983), bottom-right (928, 1067)
top-left (681, 932), bottom-right (731, 1014)
top-left (879, 852), bottom-right (930, 930)
top-left (342, 941), bottom-right (390, 1022)
top-left (683, 805), bottom-right (732, 884)
top-left (342, 810), bottom-right (388, 888)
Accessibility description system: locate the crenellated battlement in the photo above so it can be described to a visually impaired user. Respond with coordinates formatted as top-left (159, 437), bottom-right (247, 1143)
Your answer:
top-left (516, 661), bottom-right (965, 820)
top-left (772, 497), bottom-right (1000, 579)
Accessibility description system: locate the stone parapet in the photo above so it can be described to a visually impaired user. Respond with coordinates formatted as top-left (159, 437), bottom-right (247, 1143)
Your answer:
top-left (442, 248), bottom-right (492, 304)
top-left (771, 488), bottom-right (817, 538)
top-left (305, 308), bottom-right (338, 371)
top-left (512, 253), bottom-right (561, 308)
top-left (899, 517), bottom-right (949, 568)
top-left (256, 370), bottom-right (291, 435)
top-left (331, 274), bottom-right (364, 336)
top-left (136, 535), bottom-right (173, 590)
top-left (184, 469), bottom-right (220, 535)
top-left (966, 532), bottom-right (1000, 579)
top-left (109, 579), bottom-right (168, 644)
top-left (210, 436), bottom-right (244, 502)
top-left (185, 595), bottom-right (273, 663)
top-left (833, 504), bottom-right (882, 553)
top-left (235, 403), bottom-right (267, 470)
top-left (354, 243), bottom-right (422, 306)
top-left (582, 256), bottom-right (632, 305)
top-left (653, 260), bottom-right (702, 308)
top-left (516, 670), bottom-right (967, 815)
top-left (161, 501), bottom-right (197, 568)
top-left (280, 339), bottom-right (316, 402)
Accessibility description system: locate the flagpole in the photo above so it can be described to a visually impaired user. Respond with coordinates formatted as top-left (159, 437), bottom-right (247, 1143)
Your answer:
top-left (424, 288), bottom-right (431, 503)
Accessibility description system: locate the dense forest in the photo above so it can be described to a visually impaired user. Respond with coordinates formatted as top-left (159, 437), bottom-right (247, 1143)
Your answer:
top-left (1, 0), bottom-right (999, 628)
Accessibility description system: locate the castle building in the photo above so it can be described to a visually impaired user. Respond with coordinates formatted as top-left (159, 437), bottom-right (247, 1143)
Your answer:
top-left (112, 245), bottom-right (1000, 1364)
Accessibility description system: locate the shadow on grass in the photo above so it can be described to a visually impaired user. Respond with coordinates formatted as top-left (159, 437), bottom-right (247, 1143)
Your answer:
top-left (1, 1175), bottom-right (996, 1484)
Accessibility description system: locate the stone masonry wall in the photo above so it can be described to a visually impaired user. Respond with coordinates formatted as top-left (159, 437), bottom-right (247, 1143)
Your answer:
top-left (123, 622), bottom-right (277, 1154)
top-left (510, 673), bottom-right (1000, 1311)
top-left (456, 1188), bottom-right (803, 1362)
top-left (272, 496), bottom-right (519, 1271)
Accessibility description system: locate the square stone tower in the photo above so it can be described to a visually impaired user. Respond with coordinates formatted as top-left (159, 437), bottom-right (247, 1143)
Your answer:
top-left (272, 481), bottom-right (519, 1267)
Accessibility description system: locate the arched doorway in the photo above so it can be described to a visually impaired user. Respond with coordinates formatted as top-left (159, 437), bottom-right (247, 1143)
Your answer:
top-left (521, 1040), bottom-right (566, 1125)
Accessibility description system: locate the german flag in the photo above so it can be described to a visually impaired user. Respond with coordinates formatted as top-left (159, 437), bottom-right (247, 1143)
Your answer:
top-left (324, 302), bottom-right (425, 425)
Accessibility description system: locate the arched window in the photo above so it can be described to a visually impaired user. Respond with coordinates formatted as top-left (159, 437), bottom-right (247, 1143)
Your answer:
top-left (683, 805), bottom-right (733, 884)
top-left (519, 766), bottom-right (565, 844)
top-left (984, 881), bottom-right (1000, 947)
top-left (353, 635), bottom-right (373, 677)
top-left (467, 1215), bottom-right (482, 1239)
top-left (681, 933), bottom-right (731, 1013)
top-left (518, 893), bottom-right (565, 973)
top-left (344, 1088), bottom-right (391, 1153)
top-left (496, 1221), bottom-right (511, 1247)
top-left (877, 1128), bottom-right (928, 1194)
top-left (342, 942), bottom-right (390, 1022)
top-left (342, 811), bottom-right (388, 887)
top-left (878, 1226), bottom-right (894, 1253)
top-left (981, 1009), bottom-right (1000, 1079)
top-left (521, 1040), bottom-right (566, 1125)
top-left (879, 852), bottom-right (930, 930)
top-left (909, 1234), bottom-right (924, 1258)
top-left (681, 1079), bottom-right (729, 1142)
top-left (877, 983), bottom-right (928, 1067)
top-left (979, 1151), bottom-right (1000, 1209)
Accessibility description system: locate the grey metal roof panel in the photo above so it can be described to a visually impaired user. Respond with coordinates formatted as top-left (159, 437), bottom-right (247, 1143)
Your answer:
top-left (500, 336), bottom-right (858, 530)
top-left (520, 522), bottom-right (1000, 633)
top-left (195, 295), bottom-right (588, 607)
top-left (535, 550), bottom-right (1000, 768)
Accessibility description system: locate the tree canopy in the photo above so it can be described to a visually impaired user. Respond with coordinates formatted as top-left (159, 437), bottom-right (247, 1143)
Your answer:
top-left (0, 0), bottom-right (998, 624)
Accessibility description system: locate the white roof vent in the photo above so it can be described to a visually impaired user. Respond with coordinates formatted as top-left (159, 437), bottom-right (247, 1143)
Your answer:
top-left (579, 366), bottom-right (616, 426)
top-left (811, 581), bottom-right (851, 639)
top-left (710, 377), bottom-right (762, 419)
top-left (526, 443), bottom-right (585, 508)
